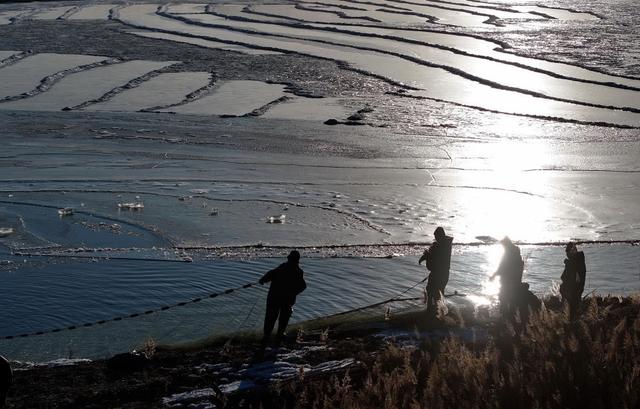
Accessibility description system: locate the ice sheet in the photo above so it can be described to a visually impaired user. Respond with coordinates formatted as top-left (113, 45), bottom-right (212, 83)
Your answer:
top-left (86, 71), bottom-right (211, 112)
top-left (0, 11), bottom-right (20, 25)
top-left (119, 7), bottom-right (640, 126)
top-left (163, 80), bottom-right (287, 116)
top-left (66, 4), bottom-right (114, 20)
top-left (0, 53), bottom-right (107, 99)
top-left (512, 5), bottom-right (599, 20)
top-left (165, 3), bottom-right (207, 15)
top-left (1, 60), bottom-right (175, 111)
top-left (250, 4), bottom-right (380, 25)
top-left (128, 30), bottom-right (282, 55)
top-left (180, 13), bottom-right (640, 110)
top-left (0, 51), bottom-right (20, 61)
top-left (29, 6), bottom-right (74, 20)
top-left (262, 97), bottom-right (349, 121)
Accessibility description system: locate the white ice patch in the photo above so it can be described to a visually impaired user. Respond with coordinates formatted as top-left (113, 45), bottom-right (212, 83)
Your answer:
top-left (128, 30), bottom-right (282, 55)
top-left (216, 356), bottom-right (355, 394)
top-left (262, 97), bottom-right (349, 121)
top-left (86, 71), bottom-right (211, 112)
top-left (162, 388), bottom-right (218, 407)
top-left (12, 358), bottom-right (92, 370)
top-left (67, 5), bottom-right (115, 20)
top-left (163, 80), bottom-right (286, 116)
top-left (217, 380), bottom-right (257, 394)
top-left (1, 60), bottom-right (175, 111)
top-left (0, 53), bottom-right (107, 99)
top-left (237, 358), bottom-right (354, 381)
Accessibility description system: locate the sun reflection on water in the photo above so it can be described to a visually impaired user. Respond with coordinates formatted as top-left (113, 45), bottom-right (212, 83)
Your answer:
top-left (455, 139), bottom-right (554, 243)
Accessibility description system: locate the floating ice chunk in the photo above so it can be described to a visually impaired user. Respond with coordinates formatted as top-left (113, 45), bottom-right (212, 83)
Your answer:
top-left (267, 215), bottom-right (286, 224)
top-left (118, 202), bottom-right (144, 210)
top-left (58, 207), bottom-right (74, 216)
top-left (0, 227), bottom-right (14, 237)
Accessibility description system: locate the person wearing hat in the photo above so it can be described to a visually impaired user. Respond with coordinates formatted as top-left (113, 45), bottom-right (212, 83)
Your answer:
top-left (419, 227), bottom-right (453, 318)
top-left (259, 250), bottom-right (307, 344)
top-left (491, 237), bottom-right (525, 317)
top-left (560, 242), bottom-right (586, 320)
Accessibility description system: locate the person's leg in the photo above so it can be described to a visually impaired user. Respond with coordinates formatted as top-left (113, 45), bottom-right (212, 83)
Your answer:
top-left (276, 304), bottom-right (293, 341)
top-left (263, 297), bottom-right (280, 342)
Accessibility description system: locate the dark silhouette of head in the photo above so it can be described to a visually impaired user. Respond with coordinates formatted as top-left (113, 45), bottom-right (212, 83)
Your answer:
top-left (434, 227), bottom-right (446, 241)
top-left (500, 236), bottom-right (513, 247)
top-left (566, 241), bottom-right (577, 256)
top-left (287, 250), bottom-right (301, 264)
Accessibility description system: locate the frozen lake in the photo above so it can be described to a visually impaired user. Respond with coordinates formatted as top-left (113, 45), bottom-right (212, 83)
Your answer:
top-left (0, 0), bottom-right (639, 361)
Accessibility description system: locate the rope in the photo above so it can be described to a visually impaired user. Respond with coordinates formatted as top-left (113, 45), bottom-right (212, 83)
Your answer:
top-left (1, 274), bottom-right (466, 341)
top-left (0, 281), bottom-right (259, 341)
top-left (326, 277), bottom-right (427, 318)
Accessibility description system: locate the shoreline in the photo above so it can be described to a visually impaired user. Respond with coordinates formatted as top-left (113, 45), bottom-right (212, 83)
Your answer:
top-left (4, 293), bottom-right (639, 408)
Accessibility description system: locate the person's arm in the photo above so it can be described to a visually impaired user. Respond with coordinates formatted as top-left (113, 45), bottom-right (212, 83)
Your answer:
top-left (259, 264), bottom-right (281, 284)
top-left (418, 249), bottom-right (428, 265)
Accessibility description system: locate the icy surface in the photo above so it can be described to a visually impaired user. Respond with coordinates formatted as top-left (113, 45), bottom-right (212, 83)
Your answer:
top-left (28, 6), bottom-right (74, 20)
top-left (128, 30), bottom-right (283, 55)
top-left (117, 5), bottom-right (640, 126)
top-left (66, 5), bottom-right (114, 20)
top-left (0, 11), bottom-right (19, 25)
top-left (0, 50), bottom-right (19, 60)
top-left (262, 97), bottom-right (349, 121)
top-left (1, 60), bottom-right (176, 111)
top-left (87, 72), bottom-right (211, 112)
top-left (0, 53), bottom-right (107, 99)
top-left (163, 80), bottom-right (287, 116)
top-left (1, 0), bottom-right (639, 363)
top-left (162, 388), bottom-right (218, 407)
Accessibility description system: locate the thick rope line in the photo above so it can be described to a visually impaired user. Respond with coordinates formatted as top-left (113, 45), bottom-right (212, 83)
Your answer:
top-left (1, 281), bottom-right (259, 341)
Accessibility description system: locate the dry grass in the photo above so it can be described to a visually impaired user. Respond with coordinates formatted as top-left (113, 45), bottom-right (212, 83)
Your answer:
top-left (286, 296), bottom-right (640, 409)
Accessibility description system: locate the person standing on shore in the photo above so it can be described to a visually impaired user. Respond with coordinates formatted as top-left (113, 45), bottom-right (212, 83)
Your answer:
top-left (0, 355), bottom-right (11, 409)
top-left (491, 237), bottom-right (524, 317)
top-left (419, 227), bottom-right (453, 318)
top-left (259, 250), bottom-right (307, 345)
top-left (560, 242), bottom-right (586, 320)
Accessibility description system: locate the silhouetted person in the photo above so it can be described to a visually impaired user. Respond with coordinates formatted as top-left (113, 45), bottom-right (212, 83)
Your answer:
top-left (0, 355), bottom-right (11, 409)
top-left (259, 250), bottom-right (307, 345)
top-left (419, 227), bottom-right (453, 318)
top-left (491, 237), bottom-right (524, 317)
top-left (560, 242), bottom-right (586, 320)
